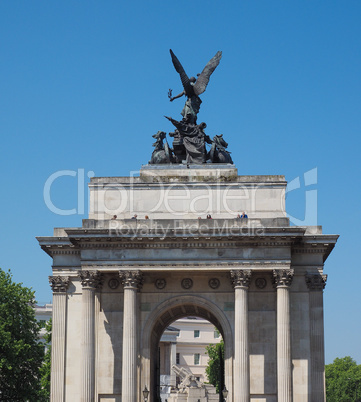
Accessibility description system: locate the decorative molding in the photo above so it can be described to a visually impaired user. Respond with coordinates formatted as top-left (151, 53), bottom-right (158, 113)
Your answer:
top-left (208, 278), bottom-right (220, 289)
top-left (305, 273), bottom-right (327, 290)
top-left (255, 278), bottom-right (267, 289)
top-left (181, 278), bottom-right (193, 290)
top-left (155, 278), bottom-right (167, 290)
top-left (49, 250), bottom-right (80, 255)
top-left (272, 269), bottom-right (294, 288)
top-left (77, 240), bottom-right (295, 250)
top-left (119, 270), bottom-right (143, 290)
top-left (49, 276), bottom-right (70, 292)
top-left (108, 278), bottom-right (120, 289)
top-left (78, 270), bottom-right (103, 289)
top-left (81, 260), bottom-right (290, 270)
top-left (230, 270), bottom-right (252, 288)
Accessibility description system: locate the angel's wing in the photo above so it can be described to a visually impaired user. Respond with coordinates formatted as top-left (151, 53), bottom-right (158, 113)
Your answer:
top-left (193, 51), bottom-right (222, 96)
top-left (170, 49), bottom-right (193, 96)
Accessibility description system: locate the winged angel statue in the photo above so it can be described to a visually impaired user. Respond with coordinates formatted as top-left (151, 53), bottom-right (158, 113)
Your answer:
top-left (169, 49), bottom-right (222, 124)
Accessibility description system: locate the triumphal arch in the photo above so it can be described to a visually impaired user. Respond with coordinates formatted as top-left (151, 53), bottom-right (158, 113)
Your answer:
top-left (38, 164), bottom-right (337, 402)
top-left (38, 50), bottom-right (338, 401)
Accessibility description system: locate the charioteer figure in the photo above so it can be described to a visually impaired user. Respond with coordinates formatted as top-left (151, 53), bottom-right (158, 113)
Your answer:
top-left (165, 114), bottom-right (212, 164)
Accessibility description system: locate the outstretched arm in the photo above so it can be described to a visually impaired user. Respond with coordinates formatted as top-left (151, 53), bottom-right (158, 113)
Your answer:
top-left (170, 90), bottom-right (185, 102)
top-left (164, 115), bottom-right (179, 127)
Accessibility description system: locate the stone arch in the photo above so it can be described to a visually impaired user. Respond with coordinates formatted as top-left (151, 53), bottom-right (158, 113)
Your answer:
top-left (139, 295), bottom-right (233, 401)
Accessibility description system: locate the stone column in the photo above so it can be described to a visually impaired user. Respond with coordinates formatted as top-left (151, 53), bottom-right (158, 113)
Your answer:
top-left (49, 276), bottom-right (70, 402)
top-left (119, 270), bottom-right (143, 402)
top-left (306, 273), bottom-right (327, 402)
top-left (78, 270), bottom-right (103, 402)
top-left (230, 269), bottom-right (252, 402)
top-left (273, 269), bottom-right (294, 402)
top-left (170, 342), bottom-right (177, 388)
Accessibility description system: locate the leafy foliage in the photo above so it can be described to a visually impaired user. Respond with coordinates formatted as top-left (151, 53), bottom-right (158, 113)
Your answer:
top-left (205, 339), bottom-right (224, 394)
top-left (0, 268), bottom-right (44, 400)
top-left (326, 356), bottom-right (361, 402)
top-left (39, 319), bottom-right (52, 401)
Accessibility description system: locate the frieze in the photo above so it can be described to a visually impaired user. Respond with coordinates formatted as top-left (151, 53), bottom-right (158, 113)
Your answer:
top-left (119, 270), bottom-right (144, 289)
top-left (305, 273), bottom-right (327, 290)
top-left (78, 270), bottom-right (103, 289)
top-left (230, 270), bottom-right (252, 288)
top-left (272, 269), bottom-right (294, 288)
top-left (49, 276), bottom-right (70, 292)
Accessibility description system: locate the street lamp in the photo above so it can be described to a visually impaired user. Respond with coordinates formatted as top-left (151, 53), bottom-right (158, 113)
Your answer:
top-left (222, 386), bottom-right (228, 401)
top-left (143, 386), bottom-right (149, 401)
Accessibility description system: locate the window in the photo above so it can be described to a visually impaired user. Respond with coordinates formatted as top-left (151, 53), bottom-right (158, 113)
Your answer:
top-left (214, 329), bottom-right (220, 338)
top-left (194, 353), bottom-right (200, 365)
top-left (194, 330), bottom-right (200, 338)
top-left (176, 353), bottom-right (180, 364)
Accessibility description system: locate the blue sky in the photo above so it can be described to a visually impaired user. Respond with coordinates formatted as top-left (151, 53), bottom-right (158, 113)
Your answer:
top-left (0, 1), bottom-right (360, 364)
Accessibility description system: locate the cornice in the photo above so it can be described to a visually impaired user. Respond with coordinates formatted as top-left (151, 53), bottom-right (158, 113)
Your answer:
top-left (38, 228), bottom-right (338, 261)
top-left (292, 236), bottom-right (338, 262)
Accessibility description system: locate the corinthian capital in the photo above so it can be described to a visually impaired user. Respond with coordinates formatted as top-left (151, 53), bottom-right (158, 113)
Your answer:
top-left (49, 276), bottom-right (70, 293)
top-left (78, 270), bottom-right (103, 289)
top-left (119, 270), bottom-right (143, 290)
top-left (305, 273), bottom-right (327, 290)
top-left (272, 269), bottom-right (294, 288)
top-left (230, 269), bottom-right (252, 289)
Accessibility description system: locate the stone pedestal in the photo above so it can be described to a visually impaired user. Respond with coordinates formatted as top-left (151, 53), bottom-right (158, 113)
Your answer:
top-left (168, 386), bottom-right (207, 402)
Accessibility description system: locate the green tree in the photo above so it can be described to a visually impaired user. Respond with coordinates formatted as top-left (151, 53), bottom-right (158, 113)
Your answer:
top-left (39, 319), bottom-right (52, 401)
top-left (326, 356), bottom-right (361, 402)
top-left (205, 339), bottom-right (224, 398)
top-left (0, 268), bottom-right (44, 400)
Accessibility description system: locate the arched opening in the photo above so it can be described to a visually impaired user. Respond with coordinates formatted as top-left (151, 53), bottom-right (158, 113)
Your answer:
top-left (158, 316), bottom-right (223, 402)
top-left (140, 296), bottom-right (233, 402)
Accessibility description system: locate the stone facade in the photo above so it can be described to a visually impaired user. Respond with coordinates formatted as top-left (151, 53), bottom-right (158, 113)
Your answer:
top-left (38, 165), bottom-right (338, 401)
